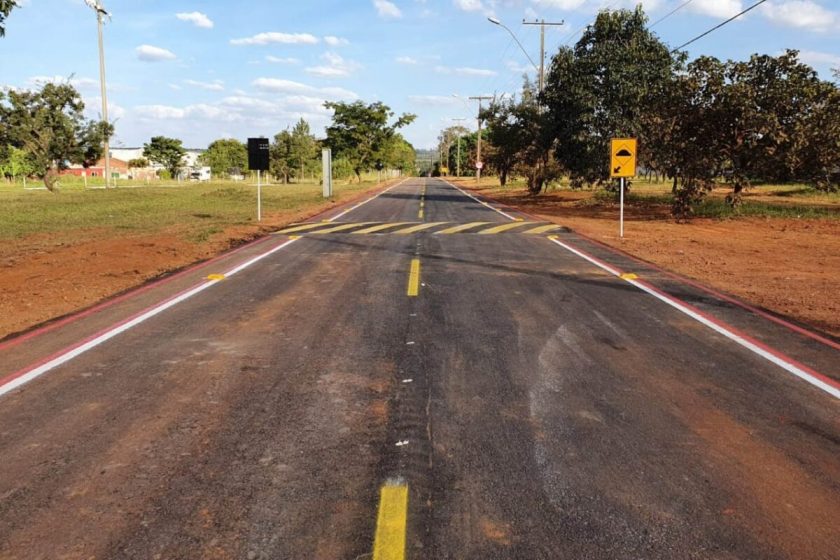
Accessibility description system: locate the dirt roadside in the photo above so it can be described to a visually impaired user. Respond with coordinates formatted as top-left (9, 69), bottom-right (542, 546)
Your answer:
top-left (455, 180), bottom-right (840, 338)
top-left (0, 180), bottom-right (397, 340)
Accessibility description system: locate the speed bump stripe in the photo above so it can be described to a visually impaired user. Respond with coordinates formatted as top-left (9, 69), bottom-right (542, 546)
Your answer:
top-left (392, 222), bottom-right (449, 234)
top-left (524, 224), bottom-right (563, 235)
top-left (352, 222), bottom-right (415, 234)
top-left (436, 222), bottom-right (493, 234)
top-left (478, 222), bottom-right (530, 234)
top-left (276, 222), bottom-right (339, 234)
top-left (310, 222), bottom-right (376, 234)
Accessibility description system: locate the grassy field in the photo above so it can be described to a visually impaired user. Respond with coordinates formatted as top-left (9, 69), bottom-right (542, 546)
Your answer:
top-left (0, 174), bottom-right (390, 240)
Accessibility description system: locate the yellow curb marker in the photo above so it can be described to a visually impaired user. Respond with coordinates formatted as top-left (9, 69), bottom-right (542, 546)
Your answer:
top-left (620, 273), bottom-right (638, 280)
top-left (206, 274), bottom-right (225, 281)
top-left (372, 483), bottom-right (409, 560)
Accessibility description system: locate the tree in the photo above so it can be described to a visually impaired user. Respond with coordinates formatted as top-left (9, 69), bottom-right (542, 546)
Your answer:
top-left (324, 101), bottom-right (415, 182)
top-left (0, 144), bottom-right (34, 181)
top-left (438, 125), bottom-right (469, 176)
top-left (0, 0), bottom-right (17, 37)
top-left (0, 82), bottom-right (110, 191)
top-left (377, 134), bottom-right (416, 174)
top-left (289, 119), bottom-right (319, 181)
top-left (127, 158), bottom-right (149, 169)
top-left (143, 136), bottom-right (186, 178)
top-left (199, 138), bottom-right (247, 177)
top-left (270, 129), bottom-right (293, 183)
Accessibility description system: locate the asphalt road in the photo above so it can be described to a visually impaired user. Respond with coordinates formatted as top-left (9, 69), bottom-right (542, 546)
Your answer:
top-left (0, 178), bottom-right (838, 560)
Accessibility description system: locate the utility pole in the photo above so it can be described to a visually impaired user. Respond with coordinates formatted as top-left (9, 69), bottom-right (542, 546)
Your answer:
top-left (522, 19), bottom-right (564, 94)
top-left (85, 0), bottom-right (112, 187)
top-left (452, 117), bottom-right (467, 177)
top-left (468, 96), bottom-right (493, 182)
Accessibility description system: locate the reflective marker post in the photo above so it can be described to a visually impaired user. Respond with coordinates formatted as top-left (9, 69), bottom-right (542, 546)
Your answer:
top-left (620, 177), bottom-right (625, 239)
top-left (257, 170), bottom-right (262, 222)
top-left (322, 148), bottom-right (333, 198)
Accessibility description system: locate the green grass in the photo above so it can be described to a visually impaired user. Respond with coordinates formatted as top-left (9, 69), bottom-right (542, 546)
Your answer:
top-left (692, 199), bottom-right (840, 219)
top-left (0, 176), bottom-right (387, 240)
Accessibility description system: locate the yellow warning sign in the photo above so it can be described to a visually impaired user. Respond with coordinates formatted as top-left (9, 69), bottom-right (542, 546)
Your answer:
top-left (610, 138), bottom-right (637, 178)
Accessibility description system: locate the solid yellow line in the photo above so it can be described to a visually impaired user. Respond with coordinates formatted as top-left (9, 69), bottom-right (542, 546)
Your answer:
top-left (275, 222), bottom-right (336, 234)
top-left (393, 222), bottom-right (448, 235)
top-left (435, 221), bottom-right (492, 235)
top-left (373, 484), bottom-right (408, 560)
top-left (523, 224), bottom-right (563, 235)
top-left (407, 259), bottom-right (420, 296)
top-left (352, 222), bottom-right (415, 234)
top-left (309, 222), bottom-right (375, 234)
top-left (477, 222), bottom-right (531, 234)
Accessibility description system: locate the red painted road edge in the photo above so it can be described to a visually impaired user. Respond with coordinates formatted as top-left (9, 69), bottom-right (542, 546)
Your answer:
top-left (458, 182), bottom-right (840, 352)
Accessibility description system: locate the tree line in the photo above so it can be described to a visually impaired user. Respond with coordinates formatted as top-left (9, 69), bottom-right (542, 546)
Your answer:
top-left (466, 6), bottom-right (840, 216)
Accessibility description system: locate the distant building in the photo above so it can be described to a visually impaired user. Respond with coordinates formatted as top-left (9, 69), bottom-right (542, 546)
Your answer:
top-left (62, 158), bottom-right (130, 179)
top-left (110, 147), bottom-right (205, 174)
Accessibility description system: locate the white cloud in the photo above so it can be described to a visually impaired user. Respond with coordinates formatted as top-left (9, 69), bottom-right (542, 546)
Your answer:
top-left (306, 52), bottom-right (361, 78)
top-left (175, 12), bottom-right (214, 29)
top-left (184, 79), bottom-right (225, 91)
top-left (251, 78), bottom-right (358, 100)
top-left (373, 0), bottom-right (403, 18)
top-left (759, 0), bottom-right (839, 32)
top-left (408, 95), bottom-right (460, 106)
top-left (506, 60), bottom-right (533, 74)
top-left (396, 56), bottom-right (419, 64)
top-left (453, 0), bottom-right (483, 11)
top-left (83, 97), bottom-right (126, 120)
top-left (435, 65), bottom-right (497, 77)
top-left (266, 55), bottom-right (301, 64)
top-left (230, 32), bottom-right (320, 46)
top-left (27, 75), bottom-right (98, 90)
top-left (797, 49), bottom-right (840, 68)
top-left (324, 35), bottom-right (350, 46)
top-left (532, 0), bottom-right (663, 11)
top-left (136, 44), bottom-right (177, 62)
top-left (687, 0), bottom-right (743, 18)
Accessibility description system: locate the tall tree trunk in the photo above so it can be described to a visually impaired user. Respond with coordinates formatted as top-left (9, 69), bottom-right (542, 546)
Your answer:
top-left (43, 167), bottom-right (59, 192)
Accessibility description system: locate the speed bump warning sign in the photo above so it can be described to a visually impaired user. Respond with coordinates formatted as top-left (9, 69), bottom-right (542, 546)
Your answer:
top-left (610, 138), bottom-right (637, 178)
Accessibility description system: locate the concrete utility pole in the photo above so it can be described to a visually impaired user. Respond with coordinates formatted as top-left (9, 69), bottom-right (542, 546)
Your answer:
top-left (85, 0), bottom-right (112, 187)
top-left (469, 96), bottom-right (493, 182)
top-left (452, 117), bottom-right (467, 178)
top-left (522, 19), bottom-right (564, 94)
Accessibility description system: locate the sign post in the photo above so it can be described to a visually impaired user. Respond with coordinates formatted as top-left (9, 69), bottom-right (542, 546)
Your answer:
top-left (248, 138), bottom-right (270, 222)
top-left (322, 148), bottom-right (333, 198)
top-left (610, 138), bottom-right (637, 239)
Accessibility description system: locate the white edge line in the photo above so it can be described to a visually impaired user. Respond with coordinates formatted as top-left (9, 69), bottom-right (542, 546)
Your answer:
top-left (442, 180), bottom-right (517, 221)
top-left (0, 238), bottom-right (299, 399)
top-left (327, 178), bottom-right (408, 222)
top-left (548, 237), bottom-right (840, 400)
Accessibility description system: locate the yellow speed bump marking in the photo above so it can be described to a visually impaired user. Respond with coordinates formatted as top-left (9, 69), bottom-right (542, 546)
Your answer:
top-left (373, 483), bottom-right (408, 560)
top-left (206, 274), bottom-right (225, 281)
top-left (310, 222), bottom-right (375, 234)
top-left (353, 222), bottom-right (414, 235)
top-left (478, 222), bottom-right (529, 234)
top-left (620, 273), bottom-right (638, 280)
top-left (435, 221), bottom-right (492, 235)
top-left (524, 224), bottom-right (563, 235)
top-left (407, 259), bottom-right (421, 297)
top-left (275, 222), bottom-right (335, 234)
top-left (393, 222), bottom-right (448, 235)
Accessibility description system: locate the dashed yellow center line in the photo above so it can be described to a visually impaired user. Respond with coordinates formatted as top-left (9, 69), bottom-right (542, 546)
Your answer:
top-left (352, 222), bottom-right (414, 234)
top-left (309, 222), bottom-right (375, 234)
top-left (407, 259), bottom-right (421, 296)
top-left (372, 483), bottom-right (408, 560)
top-left (524, 224), bottom-right (563, 235)
top-left (275, 222), bottom-right (337, 234)
top-left (417, 208), bottom-right (424, 219)
top-left (436, 221), bottom-right (492, 235)
top-left (478, 222), bottom-right (530, 234)
top-left (392, 222), bottom-right (448, 235)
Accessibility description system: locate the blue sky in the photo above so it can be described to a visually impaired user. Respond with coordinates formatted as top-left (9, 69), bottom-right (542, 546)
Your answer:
top-left (1, 0), bottom-right (838, 150)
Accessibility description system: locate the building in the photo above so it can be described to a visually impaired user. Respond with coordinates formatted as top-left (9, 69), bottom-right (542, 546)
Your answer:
top-left (61, 158), bottom-right (130, 179)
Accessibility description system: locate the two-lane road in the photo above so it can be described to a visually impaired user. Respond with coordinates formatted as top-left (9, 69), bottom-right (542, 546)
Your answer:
top-left (1, 178), bottom-right (837, 559)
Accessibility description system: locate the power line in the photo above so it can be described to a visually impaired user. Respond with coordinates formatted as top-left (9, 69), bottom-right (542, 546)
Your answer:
top-left (671, 0), bottom-right (768, 53)
top-left (649, 0), bottom-right (694, 28)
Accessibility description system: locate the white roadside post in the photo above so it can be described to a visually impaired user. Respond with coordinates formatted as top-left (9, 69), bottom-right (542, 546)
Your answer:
top-left (322, 148), bottom-right (333, 198)
top-left (257, 170), bottom-right (262, 222)
top-left (620, 177), bottom-right (625, 238)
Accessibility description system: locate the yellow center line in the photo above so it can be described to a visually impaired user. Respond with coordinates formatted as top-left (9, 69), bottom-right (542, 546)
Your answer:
top-left (309, 222), bottom-right (376, 234)
top-left (275, 222), bottom-right (338, 234)
top-left (392, 222), bottom-right (448, 235)
top-left (523, 224), bottom-right (563, 235)
top-left (407, 258), bottom-right (421, 296)
top-left (417, 208), bottom-right (424, 219)
top-left (478, 222), bottom-right (532, 234)
top-left (435, 221), bottom-right (493, 235)
top-left (352, 222), bottom-right (415, 234)
top-left (373, 483), bottom-right (408, 560)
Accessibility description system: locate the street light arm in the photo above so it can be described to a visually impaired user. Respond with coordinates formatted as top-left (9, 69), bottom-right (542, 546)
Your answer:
top-left (487, 17), bottom-right (539, 74)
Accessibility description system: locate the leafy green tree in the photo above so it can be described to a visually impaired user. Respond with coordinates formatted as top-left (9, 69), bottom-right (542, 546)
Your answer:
top-left (324, 101), bottom-right (416, 182)
top-left (289, 119), bottom-right (319, 181)
top-left (0, 144), bottom-right (34, 181)
top-left (127, 158), bottom-right (149, 169)
top-left (377, 134), bottom-right (416, 174)
top-left (199, 138), bottom-right (247, 177)
top-left (143, 136), bottom-right (186, 178)
top-left (270, 129), bottom-right (293, 183)
top-left (0, 82), bottom-right (110, 191)
top-left (543, 6), bottom-right (677, 189)
top-left (0, 0), bottom-right (17, 37)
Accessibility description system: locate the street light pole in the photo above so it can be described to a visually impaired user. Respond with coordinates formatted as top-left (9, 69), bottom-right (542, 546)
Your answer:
top-left (86, 0), bottom-right (111, 188)
top-left (522, 19), bottom-right (564, 94)
top-left (469, 96), bottom-right (493, 183)
top-left (452, 117), bottom-right (467, 178)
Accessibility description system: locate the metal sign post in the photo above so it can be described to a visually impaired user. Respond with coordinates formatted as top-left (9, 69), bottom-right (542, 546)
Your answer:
top-left (247, 138), bottom-right (270, 222)
top-left (322, 148), bottom-right (333, 198)
top-left (610, 138), bottom-right (637, 239)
